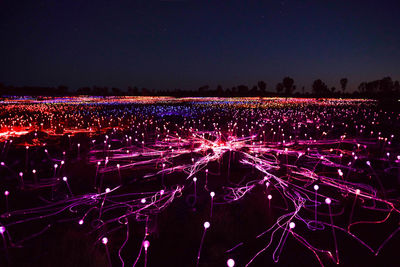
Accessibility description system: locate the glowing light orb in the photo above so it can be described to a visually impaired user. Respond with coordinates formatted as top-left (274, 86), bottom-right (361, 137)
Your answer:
top-left (227, 258), bottom-right (235, 267)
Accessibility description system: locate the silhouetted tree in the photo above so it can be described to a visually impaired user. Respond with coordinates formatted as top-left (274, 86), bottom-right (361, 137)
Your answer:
top-left (282, 77), bottom-right (295, 95)
top-left (312, 79), bottom-right (329, 95)
top-left (340, 78), bottom-right (348, 94)
top-left (257, 81), bottom-right (267, 95)
top-left (128, 86), bottom-right (139, 95)
top-left (358, 82), bottom-right (366, 93)
top-left (379, 77), bottom-right (394, 94)
top-left (394, 81), bottom-right (400, 93)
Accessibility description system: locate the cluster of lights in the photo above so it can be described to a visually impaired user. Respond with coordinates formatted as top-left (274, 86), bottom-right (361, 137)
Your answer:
top-left (0, 96), bottom-right (398, 266)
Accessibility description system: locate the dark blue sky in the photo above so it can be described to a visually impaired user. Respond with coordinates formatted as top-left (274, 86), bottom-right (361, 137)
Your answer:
top-left (1, 0), bottom-right (399, 92)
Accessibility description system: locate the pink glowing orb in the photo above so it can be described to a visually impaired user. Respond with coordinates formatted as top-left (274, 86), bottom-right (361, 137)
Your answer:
top-left (0, 226), bottom-right (5, 234)
top-left (313, 185), bottom-right (319, 191)
top-left (267, 194), bottom-right (272, 200)
top-left (78, 219), bottom-right (84, 225)
top-left (210, 192), bottom-right (215, 198)
top-left (204, 221), bottom-right (210, 229)
top-left (289, 222), bottom-right (296, 229)
top-left (325, 198), bottom-right (332, 205)
top-left (102, 237), bottom-right (108, 245)
top-left (227, 258), bottom-right (235, 267)
top-left (143, 240), bottom-right (150, 249)
top-left (62, 176), bottom-right (68, 182)
top-left (4, 191), bottom-right (9, 196)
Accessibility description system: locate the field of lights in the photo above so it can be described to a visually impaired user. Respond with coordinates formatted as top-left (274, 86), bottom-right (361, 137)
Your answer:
top-left (0, 96), bottom-right (399, 267)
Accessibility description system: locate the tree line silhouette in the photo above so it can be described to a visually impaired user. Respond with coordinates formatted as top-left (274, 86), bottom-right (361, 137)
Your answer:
top-left (1, 76), bottom-right (399, 99)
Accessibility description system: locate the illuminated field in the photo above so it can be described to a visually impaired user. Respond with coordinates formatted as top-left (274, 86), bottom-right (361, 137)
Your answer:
top-left (0, 97), bottom-right (399, 266)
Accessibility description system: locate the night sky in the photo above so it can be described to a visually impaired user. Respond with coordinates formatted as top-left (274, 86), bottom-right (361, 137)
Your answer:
top-left (1, 0), bottom-right (399, 92)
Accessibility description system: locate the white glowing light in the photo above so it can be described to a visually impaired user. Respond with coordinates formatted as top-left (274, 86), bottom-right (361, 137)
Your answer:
top-left (227, 258), bottom-right (235, 267)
